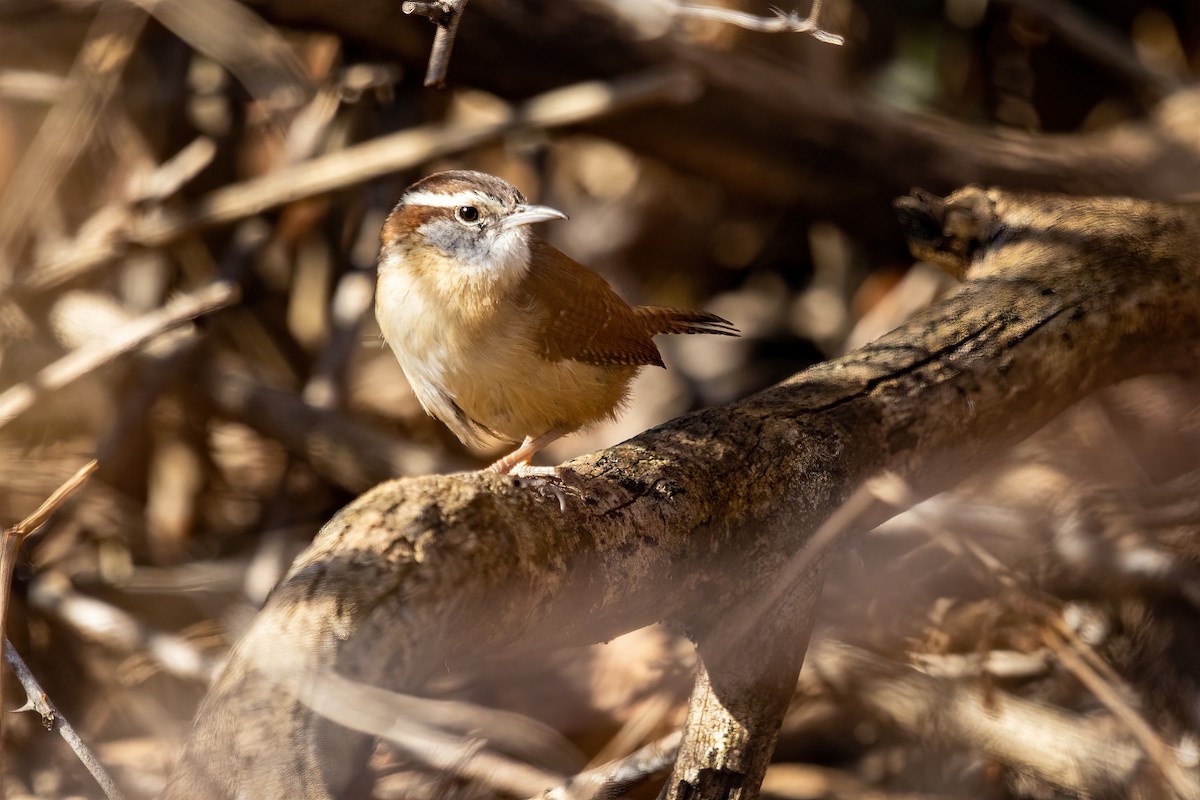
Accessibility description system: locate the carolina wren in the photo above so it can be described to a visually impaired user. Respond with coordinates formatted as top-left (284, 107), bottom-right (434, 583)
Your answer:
top-left (375, 170), bottom-right (738, 476)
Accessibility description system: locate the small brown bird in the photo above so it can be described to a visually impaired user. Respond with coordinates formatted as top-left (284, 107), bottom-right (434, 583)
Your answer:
top-left (376, 170), bottom-right (738, 476)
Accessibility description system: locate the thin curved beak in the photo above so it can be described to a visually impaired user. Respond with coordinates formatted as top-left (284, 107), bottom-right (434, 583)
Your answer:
top-left (500, 204), bottom-right (569, 230)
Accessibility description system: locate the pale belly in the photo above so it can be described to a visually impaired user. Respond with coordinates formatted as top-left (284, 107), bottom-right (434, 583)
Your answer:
top-left (378, 276), bottom-right (635, 445)
top-left (450, 337), bottom-right (635, 441)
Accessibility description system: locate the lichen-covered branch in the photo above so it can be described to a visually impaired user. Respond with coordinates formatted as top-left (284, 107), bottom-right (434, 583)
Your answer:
top-left (164, 188), bottom-right (1200, 799)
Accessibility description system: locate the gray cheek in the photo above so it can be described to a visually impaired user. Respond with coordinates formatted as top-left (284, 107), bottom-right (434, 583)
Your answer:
top-left (419, 220), bottom-right (495, 264)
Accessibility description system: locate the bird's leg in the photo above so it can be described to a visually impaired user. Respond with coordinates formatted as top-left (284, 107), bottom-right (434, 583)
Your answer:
top-left (487, 429), bottom-right (567, 476)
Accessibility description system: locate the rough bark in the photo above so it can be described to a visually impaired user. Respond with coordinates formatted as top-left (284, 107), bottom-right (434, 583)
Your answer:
top-left (163, 188), bottom-right (1200, 799)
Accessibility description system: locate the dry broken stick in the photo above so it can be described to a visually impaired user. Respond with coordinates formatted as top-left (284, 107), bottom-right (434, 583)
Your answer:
top-left (162, 188), bottom-right (1200, 800)
top-left (403, 0), bottom-right (470, 87)
top-left (0, 460), bottom-right (99, 797)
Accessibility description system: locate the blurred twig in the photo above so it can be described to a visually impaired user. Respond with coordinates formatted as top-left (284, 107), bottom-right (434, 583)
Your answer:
top-left (403, 0), bottom-right (470, 88)
top-left (200, 357), bottom-right (470, 490)
top-left (675, 0), bottom-right (844, 45)
top-left (300, 266), bottom-right (374, 410)
top-left (0, 281), bottom-right (239, 429)
top-left (123, 0), bottom-right (313, 118)
top-left (127, 136), bottom-right (217, 204)
top-left (29, 572), bottom-right (219, 683)
top-left (1042, 623), bottom-right (1195, 799)
top-left (810, 640), bottom-right (1191, 798)
top-left (0, 460), bottom-right (98, 796)
top-left (718, 472), bottom-right (906, 650)
top-left (888, 475), bottom-right (1197, 799)
top-left (292, 669), bottom-right (571, 796)
top-left (21, 67), bottom-right (698, 294)
top-left (0, 2), bottom-right (146, 273)
top-left (0, 70), bottom-right (69, 103)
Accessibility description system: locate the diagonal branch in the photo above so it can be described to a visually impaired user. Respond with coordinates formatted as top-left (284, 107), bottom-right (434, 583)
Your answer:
top-left (164, 188), bottom-right (1200, 799)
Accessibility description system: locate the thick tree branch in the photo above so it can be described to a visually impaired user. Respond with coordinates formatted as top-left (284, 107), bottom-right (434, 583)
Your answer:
top-left (164, 189), bottom-right (1200, 799)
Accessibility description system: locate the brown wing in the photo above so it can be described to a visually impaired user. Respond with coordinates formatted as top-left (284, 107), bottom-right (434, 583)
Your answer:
top-left (522, 239), bottom-right (665, 368)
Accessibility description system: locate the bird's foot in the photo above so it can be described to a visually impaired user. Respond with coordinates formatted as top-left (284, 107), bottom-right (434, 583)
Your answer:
top-left (498, 463), bottom-right (584, 511)
top-left (486, 429), bottom-right (569, 475)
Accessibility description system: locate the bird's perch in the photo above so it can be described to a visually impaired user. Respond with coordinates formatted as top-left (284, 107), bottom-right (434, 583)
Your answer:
top-left (163, 188), bottom-right (1200, 799)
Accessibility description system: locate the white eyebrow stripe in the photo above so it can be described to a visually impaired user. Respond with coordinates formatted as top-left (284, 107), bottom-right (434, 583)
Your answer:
top-left (402, 190), bottom-right (493, 209)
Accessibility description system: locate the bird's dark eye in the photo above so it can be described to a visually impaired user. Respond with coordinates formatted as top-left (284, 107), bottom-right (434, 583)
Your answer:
top-left (456, 206), bottom-right (480, 223)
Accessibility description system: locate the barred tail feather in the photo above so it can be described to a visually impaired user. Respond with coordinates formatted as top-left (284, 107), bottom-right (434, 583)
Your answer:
top-left (635, 306), bottom-right (740, 337)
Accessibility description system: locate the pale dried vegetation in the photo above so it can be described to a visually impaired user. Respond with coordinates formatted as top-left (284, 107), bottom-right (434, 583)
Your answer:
top-left (0, 1), bottom-right (1199, 798)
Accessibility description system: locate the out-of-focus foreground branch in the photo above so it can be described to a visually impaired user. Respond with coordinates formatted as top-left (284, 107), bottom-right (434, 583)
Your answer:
top-left (163, 188), bottom-right (1200, 800)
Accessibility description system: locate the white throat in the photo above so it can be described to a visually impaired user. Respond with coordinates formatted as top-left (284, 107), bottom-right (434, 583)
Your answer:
top-left (475, 228), bottom-right (531, 282)
top-left (410, 221), bottom-right (532, 287)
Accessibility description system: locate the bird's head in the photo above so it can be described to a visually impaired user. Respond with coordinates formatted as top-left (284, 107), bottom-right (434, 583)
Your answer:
top-left (379, 170), bottom-right (567, 280)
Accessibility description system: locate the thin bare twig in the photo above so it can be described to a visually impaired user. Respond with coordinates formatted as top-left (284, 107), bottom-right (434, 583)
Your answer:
top-left (4, 638), bottom-right (127, 800)
top-left (675, 0), bottom-right (844, 45)
top-left (0, 460), bottom-right (99, 798)
top-left (403, 0), bottom-right (470, 87)
top-left (0, 281), bottom-right (239, 429)
top-left (6, 460), bottom-right (99, 540)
